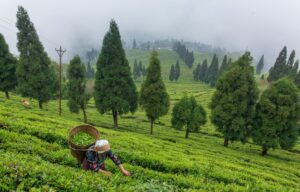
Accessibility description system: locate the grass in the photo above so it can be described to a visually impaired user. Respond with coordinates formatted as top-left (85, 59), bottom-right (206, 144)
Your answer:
top-left (0, 79), bottom-right (299, 191)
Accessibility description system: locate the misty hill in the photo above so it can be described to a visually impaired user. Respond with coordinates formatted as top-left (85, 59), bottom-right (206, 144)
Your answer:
top-left (126, 48), bottom-right (241, 82)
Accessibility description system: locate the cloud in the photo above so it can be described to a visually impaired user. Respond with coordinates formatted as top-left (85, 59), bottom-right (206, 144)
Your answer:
top-left (0, 0), bottom-right (299, 68)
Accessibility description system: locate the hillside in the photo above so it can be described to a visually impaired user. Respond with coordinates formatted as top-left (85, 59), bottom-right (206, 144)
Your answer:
top-left (126, 49), bottom-right (240, 83)
top-left (0, 81), bottom-right (299, 191)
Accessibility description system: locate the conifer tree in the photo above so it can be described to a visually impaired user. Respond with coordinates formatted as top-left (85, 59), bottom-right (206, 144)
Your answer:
top-left (292, 60), bottom-right (299, 78)
top-left (253, 78), bottom-right (300, 155)
top-left (193, 64), bottom-right (201, 81)
top-left (140, 51), bottom-right (170, 134)
top-left (200, 59), bottom-right (208, 82)
top-left (268, 46), bottom-right (287, 82)
top-left (171, 95), bottom-right (206, 138)
top-left (294, 70), bottom-right (300, 89)
top-left (210, 52), bottom-right (258, 147)
top-left (219, 55), bottom-right (228, 76)
top-left (138, 60), bottom-right (143, 75)
top-left (94, 20), bottom-right (138, 129)
top-left (67, 56), bottom-right (88, 123)
top-left (0, 33), bottom-right (17, 99)
top-left (256, 55), bottom-right (264, 75)
top-left (174, 60), bottom-right (180, 81)
top-left (206, 54), bottom-right (219, 86)
top-left (133, 59), bottom-right (139, 80)
top-left (287, 50), bottom-right (296, 67)
top-left (169, 64), bottom-right (175, 81)
top-left (16, 6), bottom-right (57, 109)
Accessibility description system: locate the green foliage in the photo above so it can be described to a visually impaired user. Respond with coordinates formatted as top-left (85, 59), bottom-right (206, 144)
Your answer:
top-left (67, 56), bottom-right (88, 123)
top-left (174, 60), bottom-right (180, 81)
top-left (71, 131), bottom-right (96, 146)
top-left (256, 55), bottom-right (264, 75)
top-left (206, 54), bottom-right (219, 86)
top-left (0, 88), bottom-right (299, 191)
top-left (172, 42), bottom-right (194, 68)
top-left (169, 64), bottom-right (175, 81)
top-left (268, 47), bottom-right (288, 82)
top-left (94, 20), bottom-right (138, 128)
top-left (0, 33), bottom-right (17, 99)
top-left (210, 52), bottom-right (258, 146)
top-left (171, 95), bottom-right (206, 138)
top-left (253, 78), bottom-right (300, 155)
top-left (140, 51), bottom-right (170, 134)
top-left (219, 55), bottom-right (228, 76)
top-left (193, 64), bottom-right (201, 81)
top-left (16, 6), bottom-right (57, 109)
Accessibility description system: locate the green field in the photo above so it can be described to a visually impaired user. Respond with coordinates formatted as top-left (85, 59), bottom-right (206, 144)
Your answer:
top-left (0, 78), bottom-right (299, 191)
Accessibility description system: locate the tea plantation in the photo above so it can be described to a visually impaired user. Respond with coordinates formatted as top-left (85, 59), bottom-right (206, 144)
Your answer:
top-left (0, 82), bottom-right (300, 191)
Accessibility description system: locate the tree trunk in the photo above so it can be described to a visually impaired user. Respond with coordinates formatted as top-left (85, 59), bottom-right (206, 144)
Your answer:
top-left (185, 127), bottom-right (189, 139)
top-left (82, 108), bottom-right (87, 123)
top-left (112, 110), bottom-right (118, 129)
top-left (38, 101), bottom-right (43, 109)
top-left (150, 119), bottom-right (154, 135)
top-left (224, 138), bottom-right (229, 147)
top-left (261, 147), bottom-right (268, 156)
top-left (4, 91), bottom-right (9, 99)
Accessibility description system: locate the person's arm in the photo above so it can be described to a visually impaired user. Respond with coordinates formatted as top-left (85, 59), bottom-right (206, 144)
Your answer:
top-left (107, 150), bottom-right (131, 176)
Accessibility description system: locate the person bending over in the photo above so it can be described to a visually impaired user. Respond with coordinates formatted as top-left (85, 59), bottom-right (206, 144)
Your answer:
top-left (82, 139), bottom-right (130, 176)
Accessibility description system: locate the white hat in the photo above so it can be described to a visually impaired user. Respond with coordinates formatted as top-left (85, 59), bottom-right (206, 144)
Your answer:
top-left (94, 139), bottom-right (110, 152)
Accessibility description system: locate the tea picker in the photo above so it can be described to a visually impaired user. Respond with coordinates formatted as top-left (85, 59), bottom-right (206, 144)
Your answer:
top-left (68, 125), bottom-right (131, 176)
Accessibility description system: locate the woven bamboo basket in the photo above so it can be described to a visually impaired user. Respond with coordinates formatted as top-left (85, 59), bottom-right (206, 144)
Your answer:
top-left (68, 125), bottom-right (100, 163)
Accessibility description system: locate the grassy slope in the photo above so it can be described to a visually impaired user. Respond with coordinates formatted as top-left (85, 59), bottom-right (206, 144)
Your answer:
top-left (0, 80), bottom-right (299, 191)
top-left (0, 49), bottom-right (299, 191)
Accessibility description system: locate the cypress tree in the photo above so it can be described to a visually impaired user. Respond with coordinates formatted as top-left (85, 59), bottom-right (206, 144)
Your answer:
top-left (0, 33), bottom-right (17, 99)
top-left (253, 78), bottom-right (300, 155)
top-left (133, 59), bottom-right (139, 80)
top-left (67, 56), bottom-right (88, 123)
top-left (287, 50), bottom-right (296, 67)
top-left (174, 60), bottom-right (180, 81)
top-left (292, 60), bottom-right (299, 78)
top-left (210, 52), bottom-right (258, 147)
top-left (193, 64), bottom-right (201, 81)
top-left (256, 55), bottom-right (264, 75)
top-left (268, 46), bottom-right (287, 82)
top-left (94, 20), bottom-right (138, 129)
top-left (171, 95), bottom-right (206, 138)
top-left (140, 51), bottom-right (170, 134)
top-left (206, 54), bottom-right (219, 86)
top-left (138, 60), bottom-right (143, 77)
top-left (16, 6), bottom-right (57, 109)
top-left (219, 55), bottom-right (228, 76)
top-left (294, 70), bottom-right (300, 89)
top-left (169, 64), bottom-right (175, 81)
top-left (200, 59), bottom-right (208, 82)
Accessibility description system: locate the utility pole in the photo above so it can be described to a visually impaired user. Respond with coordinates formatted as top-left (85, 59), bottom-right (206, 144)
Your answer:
top-left (55, 46), bottom-right (66, 116)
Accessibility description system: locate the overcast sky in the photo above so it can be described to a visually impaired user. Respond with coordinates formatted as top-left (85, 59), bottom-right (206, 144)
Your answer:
top-left (0, 0), bottom-right (299, 68)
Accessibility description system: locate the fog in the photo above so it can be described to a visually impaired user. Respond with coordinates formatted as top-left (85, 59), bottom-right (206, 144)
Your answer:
top-left (1, 0), bottom-right (300, 68)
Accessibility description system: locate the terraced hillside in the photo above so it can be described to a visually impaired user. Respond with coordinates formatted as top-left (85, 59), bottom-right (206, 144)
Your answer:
top-left (0, 82), bottom-right (300, 191)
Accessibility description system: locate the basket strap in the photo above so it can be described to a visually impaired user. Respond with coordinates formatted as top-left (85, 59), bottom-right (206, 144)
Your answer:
top-left (68, 145), bottom-right (92, 152)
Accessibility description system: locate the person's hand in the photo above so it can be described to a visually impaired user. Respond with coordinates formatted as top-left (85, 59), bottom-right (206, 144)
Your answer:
top-left (121, 169), bottom-right (131, 176)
